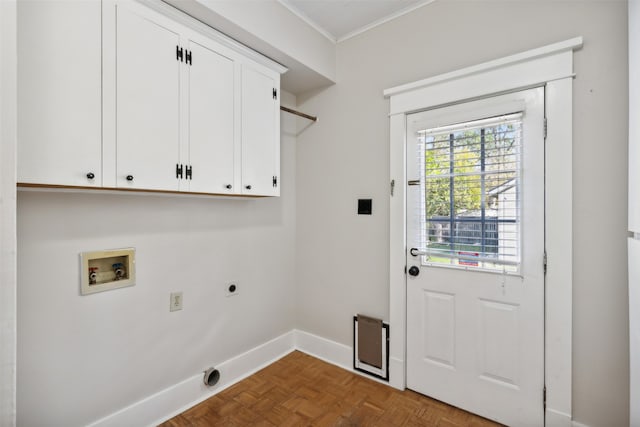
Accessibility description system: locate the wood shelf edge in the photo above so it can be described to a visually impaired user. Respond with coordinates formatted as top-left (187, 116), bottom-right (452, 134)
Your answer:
top-left (16, 183), bottom-right (269, 199)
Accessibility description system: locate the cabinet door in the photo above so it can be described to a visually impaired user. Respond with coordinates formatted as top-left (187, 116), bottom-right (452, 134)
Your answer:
top-left (241, 65), bottom-right (280, 196)
top-left (17, 1), bottom-right (102, 186)
top-left (187, 40), bottom-right (235, 194)
top-left (116, 4), bottom-right (180, 191)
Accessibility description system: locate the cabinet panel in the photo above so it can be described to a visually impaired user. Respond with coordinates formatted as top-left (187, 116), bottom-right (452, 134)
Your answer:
top-left (17, 1), bottom-right (102, 186)
top-left (187, 41), bottom-right (235, 194)
top-left (241, 65), bottom-right (279, 196)
top-left (116, 5), bottom-right (181, 191)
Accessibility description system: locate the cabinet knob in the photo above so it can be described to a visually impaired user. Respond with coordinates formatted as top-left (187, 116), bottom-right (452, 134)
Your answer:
top-left (245, 185), bottom-right (252, 190)
top-left (225, 184), bottom-right (232, 189)
top-left (86, 172), bottom-right (95, 180)
top-left (126, 175), bottom-right (134, 181)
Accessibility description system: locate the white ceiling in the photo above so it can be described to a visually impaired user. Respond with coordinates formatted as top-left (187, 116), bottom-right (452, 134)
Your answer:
top-left (278, 0), bottom-right (434, 43)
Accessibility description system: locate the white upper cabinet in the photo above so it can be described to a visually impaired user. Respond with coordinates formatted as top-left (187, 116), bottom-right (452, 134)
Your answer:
top-left (241, 65), bottom-right (280, 197)
top-left (186, 40), bottom-right (235, 194)
top-left (17, 0), bottom-right (102, 187)
top-left (115, 4), bottom-right (181, 191)
top-left (17, 0), bottom-right (284, 197)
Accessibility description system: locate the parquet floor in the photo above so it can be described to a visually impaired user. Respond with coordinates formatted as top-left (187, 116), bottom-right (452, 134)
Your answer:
top-left (160, 351), bottom-right (500, 427)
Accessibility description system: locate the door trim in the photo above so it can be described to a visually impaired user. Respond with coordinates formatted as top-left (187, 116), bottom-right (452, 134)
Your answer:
top-left (386, 38), bottom-right (581, 426)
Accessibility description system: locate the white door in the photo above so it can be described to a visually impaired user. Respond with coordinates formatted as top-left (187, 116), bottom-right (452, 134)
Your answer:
top-left (186, 39), bottom-right (235, 194)
top-left (116, 4), bottom-right (180, 191)
top-left (241, 65), bottom-right (279, 196)
top-left (17, 0), bottom-right (102, 187)
top-left (406, 88), bottom-right (545, 426)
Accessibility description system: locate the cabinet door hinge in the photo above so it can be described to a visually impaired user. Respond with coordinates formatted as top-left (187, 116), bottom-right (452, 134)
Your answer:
top-left (273, 88), bottom-right (278, 100)
top-left (543, 251), bottom-right (548, 274)
top-left (176, 45), bottom-right (183, 62)
top-left (185, 50), bottom-right (192, 66)
top-left (176, 163), bottom-right (183, 179)
top-left (186, 165), bottom-right (193, 180)
top-left (272, 176), bottom-right (278, 187)
top-left (543, 386), bottom-right (547, 411)
top-left (543, 117), bottom-right (548, 139)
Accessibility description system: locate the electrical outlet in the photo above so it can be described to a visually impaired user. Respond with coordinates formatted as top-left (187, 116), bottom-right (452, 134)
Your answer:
top-left (170, 292), bottom-right (183, 311)
top-left (225, 282), bottom-right (239, 297)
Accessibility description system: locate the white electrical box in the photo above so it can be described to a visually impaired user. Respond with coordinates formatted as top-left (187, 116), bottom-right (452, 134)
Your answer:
top-left (80, 248), bottom-right (135, 295)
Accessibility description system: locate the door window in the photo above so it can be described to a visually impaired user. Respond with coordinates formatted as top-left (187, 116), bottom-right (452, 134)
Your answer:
top-left (416, 114), bottom-right (522, 272)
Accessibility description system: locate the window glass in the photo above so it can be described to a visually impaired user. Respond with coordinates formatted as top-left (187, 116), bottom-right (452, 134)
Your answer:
top-left (418, 114), bottom-right (522, 272)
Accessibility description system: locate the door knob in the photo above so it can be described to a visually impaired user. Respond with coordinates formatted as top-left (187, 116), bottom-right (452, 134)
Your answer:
top-left (86, 172), bottom-right (95, 180)
top-left (245, 185), bottom-right (252, 190)
top-left (225, 184), bottom-right (232, 189)
top-left (126, 175), bottom-right (134, 181)
top-left (408, 266), bottom-right (420, 277)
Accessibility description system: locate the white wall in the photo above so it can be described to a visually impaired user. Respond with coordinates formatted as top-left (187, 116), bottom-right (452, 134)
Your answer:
top-left (16, 92), bottom-right (297, 427)
top-left (630, 0), bottom-right (640, 235)
top-left (0, 0), bottom-right (17, 425)
top-left (295, 2), bottom-right (629, 426)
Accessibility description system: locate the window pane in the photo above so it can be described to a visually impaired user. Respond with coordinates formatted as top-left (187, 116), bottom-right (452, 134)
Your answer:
top-left (418, 114), bottom-right (522, 272)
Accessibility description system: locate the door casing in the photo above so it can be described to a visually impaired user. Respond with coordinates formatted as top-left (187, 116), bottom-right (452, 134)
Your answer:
top-left (386, 37), bottom-right (581, 425)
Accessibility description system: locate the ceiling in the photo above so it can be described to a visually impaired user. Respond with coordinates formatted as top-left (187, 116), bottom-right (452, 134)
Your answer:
top-left (278, 0), bottom-right (434, 43)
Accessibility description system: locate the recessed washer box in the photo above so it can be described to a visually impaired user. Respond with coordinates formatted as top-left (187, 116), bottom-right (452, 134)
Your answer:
top-left (80, 248), bottom-right (136, 295)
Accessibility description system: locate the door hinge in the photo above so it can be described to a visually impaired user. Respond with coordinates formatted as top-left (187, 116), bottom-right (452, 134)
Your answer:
top-left (272, 176), bottom-right (278, 187)
top-left (273, 88), bottom-right (278, 100)
top-left (186, 165), bottom-right (193, 180)
top-left (543, 251), bottom-right (548, 274)
top-left (543, 386), bottom-right (547, 411)
top-left (543, 117), bottom-right (548, 139)
top-left (185, 50), bottom-right (192, 66)
top-left (390, 179), bottom-right (395, 196)
top-left (176, 163), bottom-right (183, 179)
top-left (176, 45), bottom-right (183, 62)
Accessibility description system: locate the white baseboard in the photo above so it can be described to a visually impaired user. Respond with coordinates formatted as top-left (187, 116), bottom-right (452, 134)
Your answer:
top-left (293, 329), bottom-right (395, 386)
top-left (88, 331), bottom-right (295, 427)
top-left (293, 329), bottom-right (352, 370)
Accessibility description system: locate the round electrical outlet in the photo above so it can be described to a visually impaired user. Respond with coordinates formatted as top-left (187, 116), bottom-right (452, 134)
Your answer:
top-left (225, 282), bottom-right (239, 297)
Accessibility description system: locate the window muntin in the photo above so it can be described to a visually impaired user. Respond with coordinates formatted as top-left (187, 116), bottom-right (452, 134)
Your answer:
top-left (417, 113), bottom-right (522, 272)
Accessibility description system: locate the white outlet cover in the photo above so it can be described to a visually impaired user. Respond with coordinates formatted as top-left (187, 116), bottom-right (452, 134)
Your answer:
top-left (170, 292), bottom-right (183, 311)
top-left (225, 282), bottom-right (239, 297)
